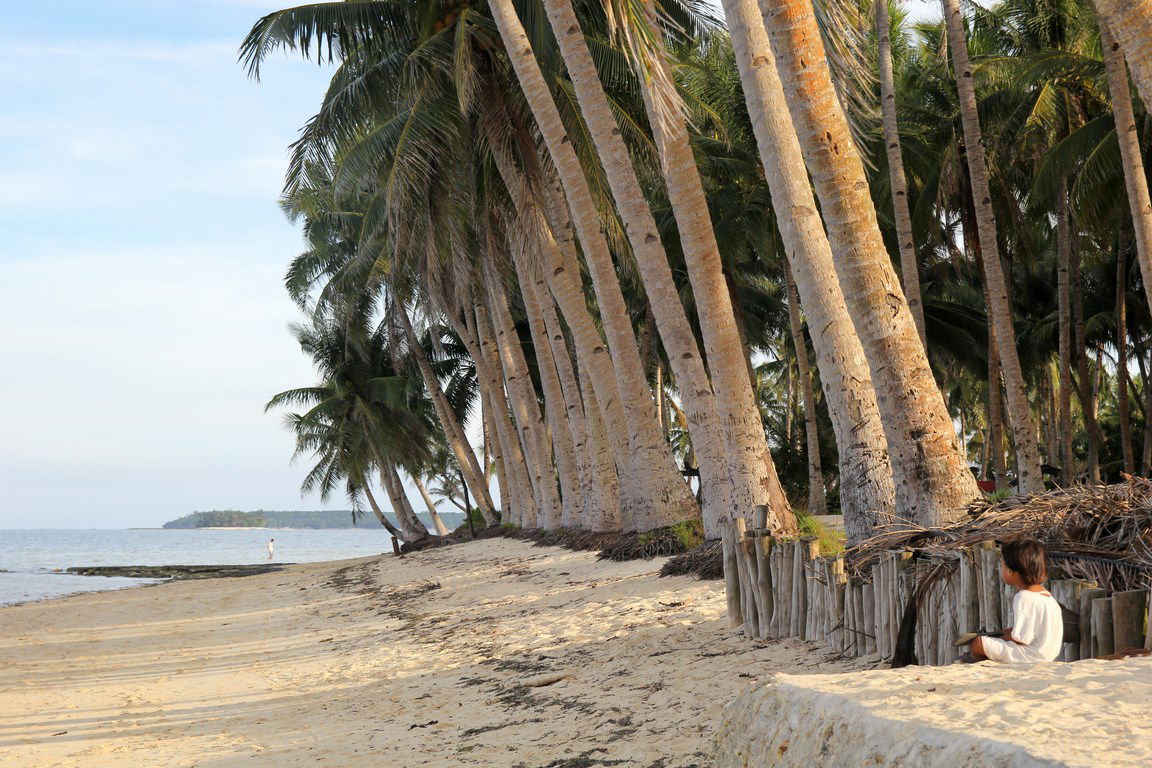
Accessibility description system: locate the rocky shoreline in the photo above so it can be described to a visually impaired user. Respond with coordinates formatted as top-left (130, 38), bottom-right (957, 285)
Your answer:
top-left (64, 563), bottom-right (287, 580)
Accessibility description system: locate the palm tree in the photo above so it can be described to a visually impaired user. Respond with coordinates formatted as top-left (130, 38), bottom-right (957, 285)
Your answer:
top-left (783, 260), bottom-right (826, 516)
top-left (941, 0), bottom-right (1045, 493)
top-left (761, 0), bottom-right (979, 523)
top-left (486, 0), bottom-right (701, 533)
top-left (1100, 21), bottom-right (1152, 320)
top-left (1090, 0), bottom-right (1152, 108)
top-left (713, 0), bottom-right (895, 539)
top-left (876, 0), bottom-right (927, 346)
top-left (267, 311), bottom-right (437, 542)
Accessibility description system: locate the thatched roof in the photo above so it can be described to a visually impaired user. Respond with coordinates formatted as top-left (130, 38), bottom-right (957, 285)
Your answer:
top-left (847, 478), bottom-right (1152, 591)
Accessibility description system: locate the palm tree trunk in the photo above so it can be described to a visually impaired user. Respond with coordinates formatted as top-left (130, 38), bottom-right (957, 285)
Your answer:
top-left (397, 306), bottom-right (498, 524)
top-left (579, 361), bottom-right (623, 532)
top-left (762, 0), bottom-right (979, 523)
top-left (1118, 230), bottom-right (1135, 474)
top-left (1141, 344), bottom-right (1152, 475)
top-left (448, 296), bottom-right (534, 527)
top-left (410, 472), bottom-right (450, 536)
top-left (1071, 228), bottom-right (1102, 482)
top-left (989, 330), bottom-right (1008, 491)
top-left (482, 122), bottom-right (635, 493)
top-left (471, 303), bottom-right (539, 528)
top-left (482, 259), bottom-right (563, 528)
top-left (628, 3), bottom-right (797, 534)
top-left (784, 360), bottom-right (794, 449)
top-left (1045, 364), bottom-right (1059, 466)
top-left (784, 261), bottom-right (827, 517)
top-left (940, 0), bottom-right (1045, 495)
top-left (529, 257), bottom-right (611, 527)
top-left (507, 243), bottom-right (583, 528)
top-left (481, 396), bottom-right (511, 524)
top-left (362, 485), bottom-right (405, 539)
top-left (487, 0), bottom-right (700, 532)
top-left (720, 0), bottom-right (895, 539)
top-left (875, 0), bottom-right (926, 346)
top-left (1058, 180), bottom-right (1075, 485)
top-left (1092, 0), bottom-right (1152, 110)
top-left (538, 0), bottom-right (751, 537)
top-left (1101, 20), bottom-right (1152, 321)
top-left (378, 459), bottom-right (429, 541)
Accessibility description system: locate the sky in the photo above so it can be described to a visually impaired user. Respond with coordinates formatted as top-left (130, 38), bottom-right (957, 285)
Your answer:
top-left (0, 1), bottom-right (338, 528)
top-left (0, 0), bottom-right (942, 529)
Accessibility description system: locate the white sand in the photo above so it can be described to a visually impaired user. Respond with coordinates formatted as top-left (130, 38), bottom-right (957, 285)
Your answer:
top-left (0, 539), bottom-right (870, 767)
top-left (717, 657), bottom-right (1152, 767)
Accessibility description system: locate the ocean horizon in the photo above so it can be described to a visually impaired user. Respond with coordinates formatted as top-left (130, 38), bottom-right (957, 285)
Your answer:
top-left (0, 525), bottom-right (457, 606)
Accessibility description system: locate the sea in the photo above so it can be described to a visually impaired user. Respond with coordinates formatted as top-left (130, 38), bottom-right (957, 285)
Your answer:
top-left (0, 527), bottom-right (417, 607)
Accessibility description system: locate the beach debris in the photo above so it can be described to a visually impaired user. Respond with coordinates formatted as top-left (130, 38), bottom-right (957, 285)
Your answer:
top-left (407, 720), bottom-right (438, 730)
top-left (847, 477), bottom-right (1152, 590)
top-left (521, 672), bottom-right (574, 688)
top-left (65, 564), bottom-right (285, 580)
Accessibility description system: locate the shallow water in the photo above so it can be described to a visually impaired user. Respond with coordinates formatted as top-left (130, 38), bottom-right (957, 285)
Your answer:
top-left (0, 528), bottom-right (405, 606)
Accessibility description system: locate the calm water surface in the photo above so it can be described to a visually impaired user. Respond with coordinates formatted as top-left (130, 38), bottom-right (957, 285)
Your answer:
top-left (0, 528), bottom-right (400, 606)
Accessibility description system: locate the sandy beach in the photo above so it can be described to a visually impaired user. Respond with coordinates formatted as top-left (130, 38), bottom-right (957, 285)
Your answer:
top-left (0, 539), bottom-right (871, 767)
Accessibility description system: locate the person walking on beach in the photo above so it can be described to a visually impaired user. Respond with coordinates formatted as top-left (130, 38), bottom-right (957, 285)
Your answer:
top-left (267, 538), bottom-right (275, 560)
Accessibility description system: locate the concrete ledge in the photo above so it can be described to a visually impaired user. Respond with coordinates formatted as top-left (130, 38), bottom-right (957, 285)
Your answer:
top-left (715, 658), bottom-right (1152, 768)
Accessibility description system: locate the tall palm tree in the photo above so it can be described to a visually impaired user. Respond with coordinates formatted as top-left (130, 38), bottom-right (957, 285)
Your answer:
top-left (1090, 0), bottom-right (1152, 108)
top-left (761, 0), bottom-right (979, 523)
top-left (714, 0), bottom-right (896, 539)
top-left (941, 0), bottom-right (1045, 493)
top-left (876, 0), bottom-right (927, 346)
top-left (486, 0), bottom-right (702, 533)
top-left (1100, 21), bottom-right (1152, 319)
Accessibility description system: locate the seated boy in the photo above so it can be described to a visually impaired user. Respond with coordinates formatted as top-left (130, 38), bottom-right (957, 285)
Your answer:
top-left (966, 539), bottom-right (1064, 663)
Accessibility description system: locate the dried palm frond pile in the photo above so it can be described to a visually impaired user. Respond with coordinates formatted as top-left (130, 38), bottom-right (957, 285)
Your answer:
top-left (847, 478), bottom-right (1152, 591)
top-left (659, 539), bottom-right (723, 579)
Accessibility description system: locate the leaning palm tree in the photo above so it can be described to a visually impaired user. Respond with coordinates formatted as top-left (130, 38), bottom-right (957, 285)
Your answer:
top-left (940, 0), bottom-right (1045, 493)
top-left (267, 311), bottom-right (439, 542)
top-left (535, 0), bottom-right (796, 536)
top-left (710, 0), bottom-right (897, 539)
top-left (876, 0), bottom-right (928, 346)
top-left (1100, 21), bottom-right (1152, 319)
top-left (1089, 0), bottom-right (1152, 108)
top-left (760, 0), bottom-right (979, 523)
top-left (485, 0), bottom-right (704, 533)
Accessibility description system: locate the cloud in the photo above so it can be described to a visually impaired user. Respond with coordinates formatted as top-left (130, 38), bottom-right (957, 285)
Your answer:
top-left (0, 24), bottom-right (342, 526)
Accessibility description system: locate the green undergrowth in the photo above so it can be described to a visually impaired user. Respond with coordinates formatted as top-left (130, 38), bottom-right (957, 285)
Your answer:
top-left (600, 518), bottom-right (704, 561)
top-left (796, 513), bottom-right (846, 557)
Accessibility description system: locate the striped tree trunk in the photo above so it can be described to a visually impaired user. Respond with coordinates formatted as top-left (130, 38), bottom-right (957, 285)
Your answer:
top-left (397, 306), bottom-right (498, 524)
top-left (482, 257), bottom-right (563, 528)
top-left (539, 0), bottom-right (743, 537)
top-left (1101, 20), bottom-right (1152, 321)
top-left (762, 0), bottom-right (979, 523)
top-left (720, 0), bottom-right (896, 540)
top-left (941, 0), bottom-right (1044, 494)
top-left (876, 0), bottom-right (927, 346)
top-left (487, 0), bottom-right (700, 532)
top-left (784, 260), bottom-right (827, 517)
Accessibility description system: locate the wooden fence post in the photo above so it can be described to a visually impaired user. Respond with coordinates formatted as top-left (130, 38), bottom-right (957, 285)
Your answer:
top-left (1112, 590), bottom-right (1149, 652)
top-left (977, 541), bottom-right (1001, 631)
top-left (1079, 587), bottom-right (1106, 659)
top-left (1091, 597), bottom-right (1115, 657)
top-left (752, 507), bottom-right (773, 639)
top-left (722, 523), bottom-right (742, 629)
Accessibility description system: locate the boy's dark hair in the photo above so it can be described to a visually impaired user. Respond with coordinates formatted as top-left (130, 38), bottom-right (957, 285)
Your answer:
top-left (1002, 539), bottom-right (1047, 585)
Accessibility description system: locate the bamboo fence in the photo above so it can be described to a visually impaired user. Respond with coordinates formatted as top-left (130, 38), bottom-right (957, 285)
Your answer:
top-left (724, 505), bottom-right (1152, 665)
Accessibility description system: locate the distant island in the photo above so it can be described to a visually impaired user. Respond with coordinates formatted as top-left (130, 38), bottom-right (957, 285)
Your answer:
top-left (162, 509), bottom-right (463, 530)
